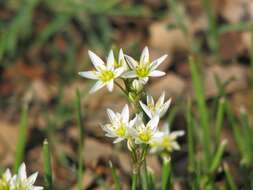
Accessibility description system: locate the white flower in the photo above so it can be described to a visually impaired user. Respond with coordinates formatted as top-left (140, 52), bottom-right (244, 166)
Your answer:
top-left (11, 163), bottom-right (43, 190)
top-left (79, 50), bottom-right (125, 93)
top-left (122, 46), bottom-right (167, 84)
top-left (0, 169), bottom-right (12, 190)
top-left (140, 92), bottom-right (171, 119)
top-left (101, 104), bottom-right (133, 143)
top-left (129, 115), bottom-right (159, 144)
top-left (150, 124), bottom-right (184, 153)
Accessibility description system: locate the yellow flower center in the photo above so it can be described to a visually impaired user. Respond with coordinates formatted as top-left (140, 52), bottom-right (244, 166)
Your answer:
top-left (99, 70), bottom-right (114, 82)
top-left (115, 125), bottom-right (126, 137)
top-left (15, 183), bottom-right (27, 190)
top-left (136, 66), bottom-right (149, 77)
top-left (0, 180), bottom-right (10, 190)
top-left (139, 131), bottom-right (151, 142)
top-left (161, 136), bottom-right (171, 148)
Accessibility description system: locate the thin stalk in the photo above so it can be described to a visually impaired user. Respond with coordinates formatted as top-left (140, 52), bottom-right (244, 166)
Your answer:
top-left (162, 158), bottom-right (171, 190)
top-left (215, 98), bottom-right (225, 144)
top-left (14, 104), bottom-right (28, 172)
top-left (186, 99), bottom-right (195, 172)
top-left (131, 172), bottom-right (138, 190)
top-left (43, 139), bottom-right (53, 190)
top-left (250, 23), bottom-right (253, 113)
top-left (189, 56), bottom-right (211, 165)
top-left (76, 89), bottom-right (84, 190)
top-left (209, 140), bottom-right (227, 174)
top-left (109, 161), bottom-right (121, 190)
top-left (140, 159), bottom-right (149, 190)
top-left (224, 163), bottom-right (237, 190)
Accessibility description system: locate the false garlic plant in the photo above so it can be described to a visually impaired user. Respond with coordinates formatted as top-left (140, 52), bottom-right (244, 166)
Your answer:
top-left (79, 47), bottom-right (184, 189)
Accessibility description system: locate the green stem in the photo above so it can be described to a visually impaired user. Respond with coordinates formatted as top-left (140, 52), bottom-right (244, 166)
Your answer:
top-left (131, 172), bottom-right (138, 190)
top-left (76, 89), bottom-right (84, 190)
top-left (43, 139), bottom-right (53, 190)
top-left (162, 157), bottom-right (171, 190)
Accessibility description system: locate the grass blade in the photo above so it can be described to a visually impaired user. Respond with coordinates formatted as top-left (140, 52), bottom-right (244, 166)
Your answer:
top-left (189, 56), bottom-right (211, 165)
top-left (186, 99), bottom-right (195, 172)
top-left (215, 98), bottom-right (225, 144)
top-left (76, 89), bottom-right (84, 190)
top-left (43, 139), bottom-right (53, 190)
top-left (109, 161), bottom-right (121, 190)
top-left (14, 105), bottom-right (28, 172)
top-left (209, 140), bottom-right (227, 174)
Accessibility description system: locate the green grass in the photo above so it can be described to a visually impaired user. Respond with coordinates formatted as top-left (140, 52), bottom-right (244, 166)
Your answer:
top-left (14, 104), bottom-right (28, 173)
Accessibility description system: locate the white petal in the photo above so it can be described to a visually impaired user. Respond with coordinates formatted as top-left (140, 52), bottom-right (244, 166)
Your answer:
top-left (113, 137), bottom-right (124, 143)
top-left (78, 71), bottom-right (98, 79)
top-left (147, 116), bottom-right (159, 131)
top-left (88, 50), bottom-right (106, 71)
top-left (27, 172), bottom-right (38, 185)
top-left (32, 187), bottom-right (44, 190)
top-left (106, 109), bottom-right (116, 123)
top-left (89, 81), bottom-right (106, 93)
top-left (139, 77), bottom-right (149, 84)
top-left (107, 80), bottom-right (114, 92)
top-left (149, 70), bottom-right (166, 77)
top-left (122, 71), bottom-right (137, 78)
top-left (140, 46), bottom-right (149, 64)
top-left (124, 55), bottom-right (138, 69)
top-left (159, 98), bottom-right (172, 118)
top-left (18, 163), bottom-right (27, 181)
top-left (114, 67), bottom-right (125, 77)
top-left (157, 92), bottom-right (165, 105)
top-left (171, 142), bottom-right (181, 150)
top-left (139, 101), bottom-right (152, 119)
top-left (170, 130), bottom-right (185, 138)
top-left (150, 54), bottom-right (168, 70)
top-left (121, 104), bottom-right (129, 123)
top-left (118, 49), bottom-right (127, 69)
top-left (3, 169), bottom-right (12, 181)
top-left (107, 50), bottom-right (115, 70)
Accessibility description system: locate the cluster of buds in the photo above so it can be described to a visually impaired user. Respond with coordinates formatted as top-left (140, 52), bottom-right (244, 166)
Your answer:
top-left (0, 163), bottom-right (43, 190)
top-left (79, 47), bottom-right (184, 160)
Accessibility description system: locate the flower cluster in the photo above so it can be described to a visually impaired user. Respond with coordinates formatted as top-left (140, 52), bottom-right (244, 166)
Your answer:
top-left (0, 163), bottom-right (43, 190)
top-left (79, 46), bottom-right (167, 93)
top-left (101, 94), bottom-right (184, 154)
top-left (79, 47), bottom-right (184, 156)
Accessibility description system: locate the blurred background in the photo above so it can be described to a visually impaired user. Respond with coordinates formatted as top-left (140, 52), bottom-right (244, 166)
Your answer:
top-left (1, 0), bottom-right (253, 189)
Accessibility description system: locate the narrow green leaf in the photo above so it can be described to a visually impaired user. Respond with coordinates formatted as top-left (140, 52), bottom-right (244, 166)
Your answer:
top-left (209, 140), bottom-right (227, 174)
top-left (14, 105), bottom-right (28, 172)
top-left (186, 99), bottom-right (195, 172)
top-left (109, 161), bottom-right (121, 190)
top-left (76, 89), bottom-right (84, 190)
top-left (215, 98), bottom-right (225, 144)
top-left (189, 56), bottom-right (211, 165)
top-left (224, 164), bottom-right (237, 190)
top-left (43, 139), bottom-right (53, 190)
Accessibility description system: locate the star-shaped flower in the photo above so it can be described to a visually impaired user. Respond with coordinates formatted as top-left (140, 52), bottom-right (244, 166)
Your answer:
top-left (140, 92), bottom-right (171, 119)
top-left (79, 50), bottom-right (124, 93)
top-left (11, 163), bottom-right (43, 190)
top-left (122, 46), bottom-right (167, 83)
top-left (101, 104), bottom-right (133, 143)
top-left (150, 124), bottom-right (184, 153)
top-left (129, 115), bottom-right (159, 144)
